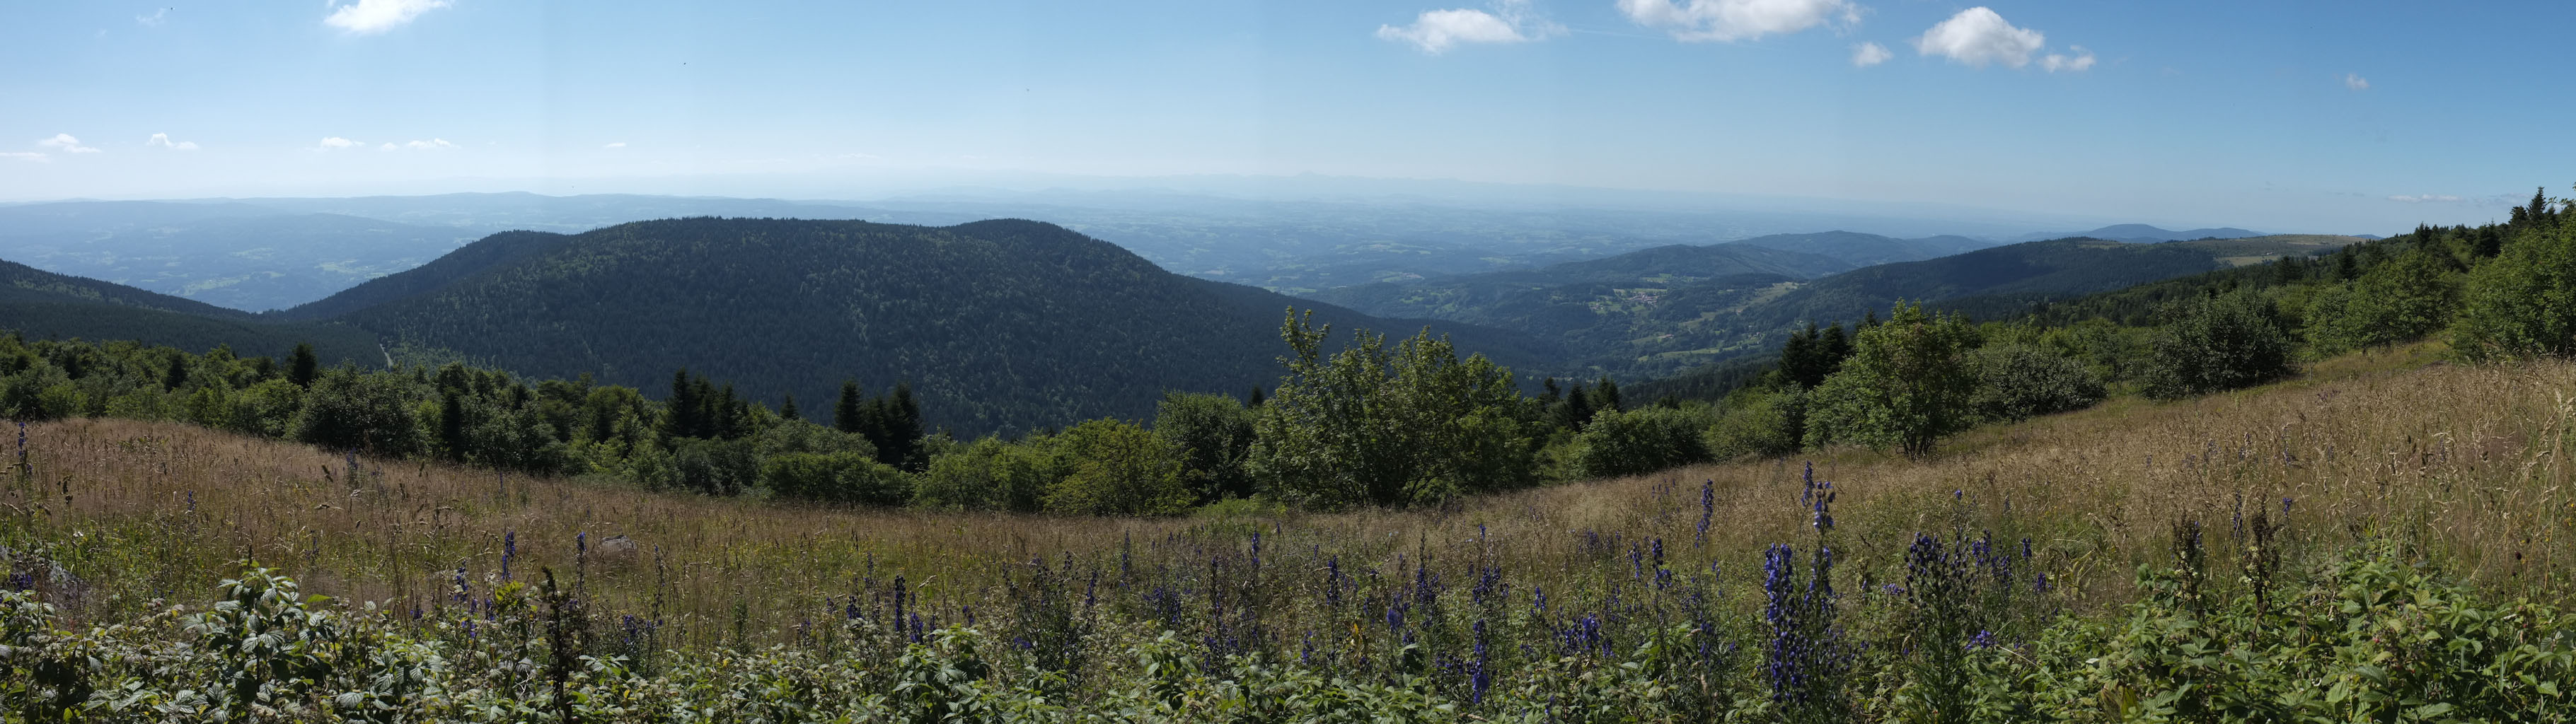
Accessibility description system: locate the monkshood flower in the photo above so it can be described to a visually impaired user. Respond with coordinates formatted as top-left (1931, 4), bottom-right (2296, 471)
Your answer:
top-left (501, 530), bottom-right (516, 581)
top-left (1697, 479), bottom-right (1716, 546)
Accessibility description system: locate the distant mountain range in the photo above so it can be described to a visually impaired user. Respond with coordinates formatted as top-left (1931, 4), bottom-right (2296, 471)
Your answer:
top-left (2, 217), bottom-right (1563, 436)
top-left (1723, 230), bottom-right (1997, 267)
top-left (1306, 234), bottom-right (2360, 380)
top-left (2009, 224), bottom-right (2267, 245)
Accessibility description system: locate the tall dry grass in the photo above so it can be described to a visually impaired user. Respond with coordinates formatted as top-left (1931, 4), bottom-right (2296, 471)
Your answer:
top-left (4, 351), bottom-right (2570, 648)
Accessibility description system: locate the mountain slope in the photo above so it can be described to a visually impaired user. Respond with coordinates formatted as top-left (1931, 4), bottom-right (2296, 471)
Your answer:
top-left (1723, 230), bottom-right (1992, 267)
top-left (313, 217), bottom-right (1562, 435)
top-left (0, 211), bottom-right (483, 312)
top-left (2012, 224), bottom-right (2265, 244)
top-left (0, 258), bottom-right (379, 363)
top-left (269, 230), bottom-right (575, 321)
top-left (1731, 238), bottom-right (2231, 329)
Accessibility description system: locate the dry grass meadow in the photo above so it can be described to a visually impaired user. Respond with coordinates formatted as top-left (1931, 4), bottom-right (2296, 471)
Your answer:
top-left (6, 346), bottom-right (2571, 648)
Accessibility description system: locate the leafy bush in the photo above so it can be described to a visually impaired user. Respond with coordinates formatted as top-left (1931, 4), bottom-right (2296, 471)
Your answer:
top-left (2456, 218), bottom-right (2576, 360)
top-left (1705, 389), bottom-right (1804, 459)
top-left (1043, 419), bottom-right (1191, 516)
top-left (761, 450), bottom-right (910, 505)
top-left (1804, 303), bottom-right (1981, 457)
top-left (2138, 291), bottom-right (2295, 399)
top-left (916, 436), bottom-right (1050, 511)
top-left (1968, 344), bottom-right (2103, 423)
top-left (292, 367), bottom-right (424, 456)
top-left (1570, 404), bottom-right (1716, 479)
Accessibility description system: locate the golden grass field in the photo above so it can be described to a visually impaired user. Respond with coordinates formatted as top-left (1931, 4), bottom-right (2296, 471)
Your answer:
top-left (6, 344), bottom-right (2570, 649)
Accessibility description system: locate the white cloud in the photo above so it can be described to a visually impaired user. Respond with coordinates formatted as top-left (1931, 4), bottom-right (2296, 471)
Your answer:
top-left (1616, 0), bottom-right (1855, 42)
top-left (2387, 194), bottom-right (2464, 204)
top-left (404, 138), bottom-right (459, 150)
top-left (381, 142), bottom-right (399, 151)
top-left (323, 0), bottom-right (451, 35)
top-left (136, 8), bottom-right (168, 26)
top-left (1377, 0), bottom-right (1559, 54)
top-left (603, 141), bottom-right (628, 149)
top-left (146, 133), bottom-right (200, 151)
top-left (1914, 7), bottom-right (2045, 69)
top-left (317, 136), bottom-right (361, 151)
top-left (37, 134), bottom-right (100, 154)
top-left (2040, 45), bottom-right (2096, 73)
top-left (2343, 73), bottom-right (2369, 90)
top-left (1851, 42), bottom-right (1892, 67)
top-left (0, 152), bottom-right (47, 163)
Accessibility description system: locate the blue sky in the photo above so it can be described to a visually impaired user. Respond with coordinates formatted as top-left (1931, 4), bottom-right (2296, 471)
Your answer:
top-left (4, 0), bottom-right (2570, 233)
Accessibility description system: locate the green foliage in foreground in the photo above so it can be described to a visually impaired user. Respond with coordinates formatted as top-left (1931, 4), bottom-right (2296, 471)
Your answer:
top-left (2, 539), bottom-right (2565, 723)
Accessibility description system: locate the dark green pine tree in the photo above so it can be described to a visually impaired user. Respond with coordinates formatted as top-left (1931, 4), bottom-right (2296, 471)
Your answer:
top-left (778, 395), bottom-right (801, 421)
top-left (1245, 386), bottom-right (1266, 407)
top-left (161, 354), bottom-right (188, 390)
top-left (879, 383), bottom-right (926, 472)
top-left (716, 384), bottom-right (741, 439)
top-left (1554, 385), bottom-right (1595, 431)
top-left (1540, 377), bottom-right (1563, 404)
top-left (1779, 322), bottom-right (1820, 388)
top-left (668, 369), bottom-right (700, 439)
top-left (1594, 375), bottom-right (1622, 413)
top-left (1818, 322), bottom-right (1852, 368)
top-left (834, 380), bottom-right (865, 434)
top-left (439, 390), bottom-right (469, 461)
top-left (288, 342), bottom-right (320, 388)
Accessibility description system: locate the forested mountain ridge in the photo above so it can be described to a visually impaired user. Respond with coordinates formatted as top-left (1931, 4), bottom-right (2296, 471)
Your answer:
top-left (269, 230), bottom-right (575, 321)
top-left (1721, 230), bottom-right (1994, 267)
top-left (0, 257), bottom-right (381, 363)
top-left (313, 216), bottom-right (1561, 435)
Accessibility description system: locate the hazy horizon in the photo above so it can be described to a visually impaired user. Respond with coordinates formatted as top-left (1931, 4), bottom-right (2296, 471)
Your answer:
top-left (8, 1), bottom-right (2571, 233)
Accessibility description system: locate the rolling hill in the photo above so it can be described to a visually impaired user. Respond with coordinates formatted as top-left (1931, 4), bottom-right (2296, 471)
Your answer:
top-left (1309, 235), bottom-right (2361, 380)
top-left (1721, 230), bottom-right (1994, 267)
top-left (0, 258), bottom-right (380, 363)
top-left (0, 210), bottom-right (483, 312)
top-left (287, 217), bottom-right (1562, 434)
top-left (2010, 223), bottom-right (2266, 244)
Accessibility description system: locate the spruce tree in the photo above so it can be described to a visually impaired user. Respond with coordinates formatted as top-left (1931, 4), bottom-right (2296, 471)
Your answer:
top-left (1594, 375), bottom-right (1622, 412)
top-left (288, 343), bottom-right (319, 388)
top-left (834, 380), bottom-right (865, 434)
top-left (778, 395), bottom-right (800, 421)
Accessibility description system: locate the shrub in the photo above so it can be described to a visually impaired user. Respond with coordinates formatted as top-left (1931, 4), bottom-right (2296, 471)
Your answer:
top-left (292, 368), bottom-right (424, 456)
top-left (1968, 344), bottom-right (2103, 422)
top-left (762, 450), bottom-right (910, 506)
top-left (2137, 291), bottom-right (2294, 399)
top-left (915, 436), bottom-right (1049, 511)
top-left (1044, 419), bottom-right (1191, 516)
top-left (2455, 218), bottom-right (2576, 360)
top-left (1804, 303), bottom-right (1980, 457)
top-left (1571, 404), bottom-right (1716, 479)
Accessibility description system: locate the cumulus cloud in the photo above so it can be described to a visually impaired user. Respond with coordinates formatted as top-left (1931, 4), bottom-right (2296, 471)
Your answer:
top-left (1851, 42), bottom-right (1892, 67)
top-left (1913, 7), bottom-right (2045, 69)
top-left (37, 134), bottom-right (100, 153)
top-left (323, 0), bottom-right (451, 34)
top-left (1377, 0), bottom-right (1559, 54)
top-left (2040, 46), bottom-right (2096, 73)
top-left (603, 141), bottom-right (628, 149)
top-left (136, 8), bottom-right (168, 26)
top-left (403, 138), bottom-right (459, 150)
top-left (2343, 73), bottom-right (2369, 90)
top-left (0, 152), bottom-right (47, 163)
top-left (1617, 0), bottom-right (1855, 42)
top-left (146, 133), bottom-right (200, 151)
top-left (316, 136), bottom-right (361, 151)
top-left (2387, 194), bottom-right (2465, 204)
